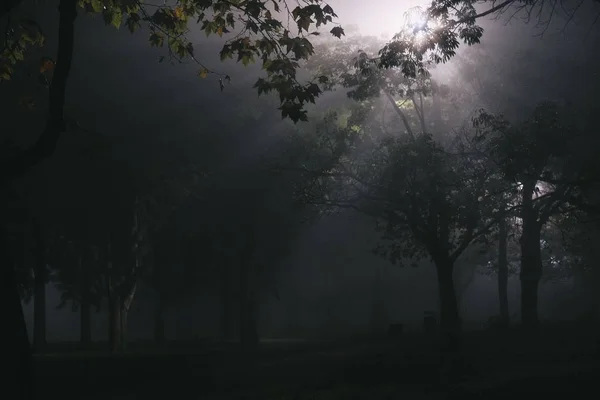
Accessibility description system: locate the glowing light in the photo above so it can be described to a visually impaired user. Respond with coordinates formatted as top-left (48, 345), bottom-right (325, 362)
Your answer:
top-left (404, 7), bottom-right (428, 32)
top-left (400, 6), bottom-right (442, 45)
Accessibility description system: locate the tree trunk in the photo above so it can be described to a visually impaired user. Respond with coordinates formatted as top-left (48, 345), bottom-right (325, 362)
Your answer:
top-left (220, 259), bottom-right (232, 343)
top-left (434, 258), bottom-right (461, 352)
top-left (593, 263), bottom-right (600, 318)
top-left (120, 284), bottom-right (136, 351)
top-left (383, 89), bottom-right (415, 138)
top-left (519, 181), bottom-right (543, 329)
top-left (79, 251), bottom-right (91, 347)
top-left (430, 88), bottom-right (443, 129)
top-left (32, 220), bottom-right (46, 353)
top-left (435, 261), bottom-right (460, 333)
top-left (120, 307), bottom-right (128, 352)
top-left (108, 292), bottom-right (121, 353)
top-left (33, 270), bottom-right (46, 353)
top-left (241, 295), bottom-right (258, 353)
top-left (152, 247), bottom-right (166, 346)
top-left (2, 230), bottom-right (34, 400)
top-left (370, 264), bottom-right (385, 333)
top-left (498, 207), bottom-right (510, 326)
top-left (285, 296), bottom-right (301, 336)
top-left (153, 294), bottom-right (165, 345)
top-left (239, 255), bottom-right (258, 354)
top-left (454, 264), bottom-right (476, 314)
top-left (0, 0), bottom-right (77, 183)
top-left (0, 0), bottom-right (77, 392)
top-left (108, 290), bottom-right (135, 353)
top-left (107, 279), bottom-right (137, 353)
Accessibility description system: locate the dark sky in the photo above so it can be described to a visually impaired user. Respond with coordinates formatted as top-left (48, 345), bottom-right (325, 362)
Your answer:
top-left (4, 0), bottom-right (600, 340)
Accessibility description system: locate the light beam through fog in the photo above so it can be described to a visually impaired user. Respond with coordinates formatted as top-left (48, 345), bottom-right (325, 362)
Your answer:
top-left (327, 0), bottom-right (431, 37)
top-left (4, 0), bottom-right (600, 398)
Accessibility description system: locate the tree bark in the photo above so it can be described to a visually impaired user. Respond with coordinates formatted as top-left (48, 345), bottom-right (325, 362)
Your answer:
top-left (285, 296), bottom-right (301, 336)
top-left (1, 229), bottom-right (34, 400)
top-left (152, 246), bottom-right (166, 346)
top-left (497, 207), bottom-right (509, 325)
top-left (382, 89), bottom-right (415, 138)
top-left (121, 284), bottom-right (136, 351)
top-left (219, 258), bottom-right (232, 343)
top-left (239, 239), bottom-right (258, 354)
top-left (454, 264), bottom-right (476, 314)
top-left (519, 181), bottom-right (543, 329)
top-left (153, 293), bottom-right (166, 345)
top-left (79, 251), bottom-right (91, 347)
top-left (370, 264), bottom-right (385, 333)
top-left (120, 306), bottom-right (128, 352)
top-left (1, 0), bottom-right (77, 396)
top-left (435, 261), bottom-right (460, 332)
top-left (430, 86), bottom-right (444, 130)
top-left (593, 263), bottom-right (600, 318)
top-left (32, 219), bottom-right (46, 353)
top-left (153, 293), bottom-right (165, 345)
top-left (108, 288), bottom-right (136, 353)
top-left (108, 291), bottom-right (121, 353)
top-left (0, 0), bottom-right (77, 184)
top-left (434, 258), bottom-right (462, 352)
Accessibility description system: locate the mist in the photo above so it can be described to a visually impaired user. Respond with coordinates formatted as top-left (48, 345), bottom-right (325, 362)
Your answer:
top-left (2, 0), bottom-right (600, 399)
top-left (8, 0), bottom-right (599, 346)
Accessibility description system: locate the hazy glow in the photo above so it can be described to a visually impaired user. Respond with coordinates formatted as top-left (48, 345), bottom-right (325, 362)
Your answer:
top-left (326, 0), bottom-right (431, 37)
top-left (403, 7), bottom-right (429, 31)
top-left (401, 6), bottom-right (443, 45)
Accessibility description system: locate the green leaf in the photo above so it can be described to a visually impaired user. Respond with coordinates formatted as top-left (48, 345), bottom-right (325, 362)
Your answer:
top-left (330, 26), bottom-right (345, 38)
top-left (90, 0), bottom-right (103, 13)
top-left (111, 9), bottom-right (123, 29)
top-left (297, 16), bottom-right (312, 32)
top-left (125, 13), bottom-right (141, 33)
top-left (241, 54), bottom-right (253, 66)
top-left (219, 45), bottom-right (233, 61)
top-left (149, 32), bottom-right (164, 47)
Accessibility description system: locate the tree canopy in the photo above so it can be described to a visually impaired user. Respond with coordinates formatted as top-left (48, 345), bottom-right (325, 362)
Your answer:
top-left (1, 0), bottom-right (346, 122)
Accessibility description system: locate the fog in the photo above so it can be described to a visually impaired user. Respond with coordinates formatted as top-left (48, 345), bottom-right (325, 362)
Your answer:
top-left (4, 0), bottom-right (600, 345)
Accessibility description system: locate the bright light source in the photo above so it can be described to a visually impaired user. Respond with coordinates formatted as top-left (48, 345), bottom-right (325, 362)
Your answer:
top-left (400, 6), bottom-right (442, 44)
top-left (404, 7), bottom-right (428, 32)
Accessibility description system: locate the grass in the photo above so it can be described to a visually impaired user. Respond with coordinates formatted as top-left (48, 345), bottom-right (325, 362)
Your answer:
top-left (33, 323), bottom-right (600, 400)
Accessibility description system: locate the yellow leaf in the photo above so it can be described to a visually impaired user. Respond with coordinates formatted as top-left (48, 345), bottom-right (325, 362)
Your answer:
top-left (217, 26), bottom-right (223, 37)
top-left (198, 68), bottom-right (209, 79)
top-left (39, 57), bottom-right (55, 73)
top-left (173, 6), bottom-right (184, 20)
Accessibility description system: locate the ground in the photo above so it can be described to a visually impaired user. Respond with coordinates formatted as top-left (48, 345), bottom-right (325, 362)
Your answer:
top-left (34, 323), bottom-right (600, 399)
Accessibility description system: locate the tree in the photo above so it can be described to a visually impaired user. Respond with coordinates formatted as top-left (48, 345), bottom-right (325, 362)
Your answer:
top-left (558, 211), bottom-right (600, 317)
top-left (452, 242), bottom-right (485, 314)
top-left (1, 1), bottom-right (76, 394)
top-left (496, 205), bottom-right (510, 325)
top-left (135, 151), bottom-right (204, 346)
top-left (287, 105), bottom-right (503, 342)
top-left (375, 2), bottom-right (600, 80)
top-left (287, 28), bottom-right (514, 340)
top-left (48, 237), bottom-right (103, 347)
top-left (477, 204), bottom-right (522, 324)
top-left (2, 1), bottom-right (343, 388)
top-left (2, 0), bottom-right (344, 123)
top-left (473, 101), bottom-right (597, 327)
